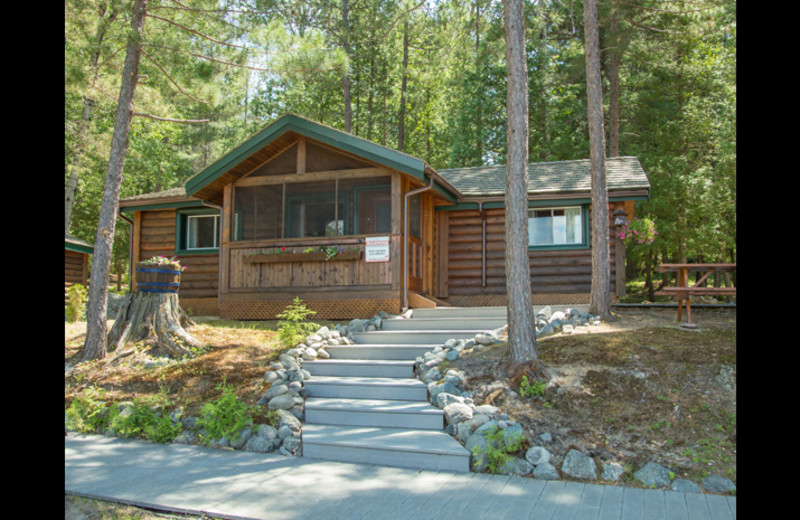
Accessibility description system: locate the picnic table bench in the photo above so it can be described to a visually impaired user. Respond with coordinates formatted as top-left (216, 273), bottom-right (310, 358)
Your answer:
top-left (655, 263), bottom-right (736, 326)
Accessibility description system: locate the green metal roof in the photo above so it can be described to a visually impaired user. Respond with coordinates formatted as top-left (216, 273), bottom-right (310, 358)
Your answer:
top-left (438, 156), bottom-right (651, 197)
top-left (65, 235), bottom-right (93, 255)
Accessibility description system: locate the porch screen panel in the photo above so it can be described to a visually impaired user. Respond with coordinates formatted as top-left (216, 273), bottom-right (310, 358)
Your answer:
top-left (284, 181), bottom-right (340, 238)
top-left (233, 184), bottom-right (283, 240)
top-left (337, 176), bottom-right (392, 235)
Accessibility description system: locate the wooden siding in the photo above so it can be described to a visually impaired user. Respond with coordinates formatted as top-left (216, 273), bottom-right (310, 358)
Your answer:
top-left (65, 249), bottom-right (88, 287)
top-left (133, 209), bottom-right (219, 300)
top-left (225, 237), bottom-right (399, 293)
top-left (443, 206), bottom-right (620, 299)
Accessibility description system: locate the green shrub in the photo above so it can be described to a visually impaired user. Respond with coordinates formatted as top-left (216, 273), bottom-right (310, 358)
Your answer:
top-left (471, 425), bottom-right (526, 473)
top-left (276, 297), bottom-right (319, 347)
top-left (65, 284), bottom-right (88, 322)
top-left (65, 386), bottom-right (112, 433)
top-left (108, 399), bottom-right (181, 444)
top-left (197, 382), bottom-right (258, 444)
top-left (65, 387), bottom-right (181, 444)
top-left (519, 375), bottom-right (547, 398)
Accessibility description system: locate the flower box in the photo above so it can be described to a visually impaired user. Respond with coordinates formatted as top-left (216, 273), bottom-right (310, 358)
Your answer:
top-left (244, 250), bottom-right (362, 264)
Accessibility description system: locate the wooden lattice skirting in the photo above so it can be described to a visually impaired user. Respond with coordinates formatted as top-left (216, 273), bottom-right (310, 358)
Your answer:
top-left (179, 298), bottom-right (219, 317)
top-left (220, 299), bottom-right (403, 320)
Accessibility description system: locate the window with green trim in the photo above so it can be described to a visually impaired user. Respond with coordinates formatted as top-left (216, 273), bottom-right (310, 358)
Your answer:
top-left (176, 209), bottom-right (221, 253)
top-left (528, 206), bottom-right (585, 247)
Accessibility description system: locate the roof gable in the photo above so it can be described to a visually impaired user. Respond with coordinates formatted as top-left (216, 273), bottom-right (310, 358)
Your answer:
top-left (185, 113), bottom-right (429, 203)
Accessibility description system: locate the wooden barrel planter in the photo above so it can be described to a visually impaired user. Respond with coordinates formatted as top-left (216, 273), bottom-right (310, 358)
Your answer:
top-left (134, 262), bottom-right (181, 294)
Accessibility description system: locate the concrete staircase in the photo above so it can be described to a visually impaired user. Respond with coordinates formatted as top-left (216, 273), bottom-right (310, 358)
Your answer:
top-left (301, 306), bottom-right (508, 472)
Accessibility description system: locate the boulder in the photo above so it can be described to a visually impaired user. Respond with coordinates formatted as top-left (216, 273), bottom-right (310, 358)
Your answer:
top-left (701, 474), bottom-right (736, 494)
top-left (524, 446), bottom-right (552, 466)
top-left (267, 394), bottom-right (296, 411)
top-left (498, 457), bottom-right (534, 476)
top-left (245, 435), bottom-right (275, 453)
top-left (601, 462), bottom-right (624, 482)
top-left (443, 403), bottom-right (473, 425)
top-left (561, 449), bottom-right (597, 480)
top-left (533, 462), bottom-right (559, 480)
top-left (634, 462), bottom-right (672, 488)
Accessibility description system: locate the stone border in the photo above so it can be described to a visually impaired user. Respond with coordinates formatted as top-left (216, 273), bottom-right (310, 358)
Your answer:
top-left (407, 306), bottom-right (736, 495)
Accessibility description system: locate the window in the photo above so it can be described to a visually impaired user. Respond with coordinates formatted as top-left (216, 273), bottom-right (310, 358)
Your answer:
top-left (186, 214), bottom-right (219, 249)
top-left (177, 209), bottom-right (221, 252)
top-left (528, 206), bottom-right (584, 247)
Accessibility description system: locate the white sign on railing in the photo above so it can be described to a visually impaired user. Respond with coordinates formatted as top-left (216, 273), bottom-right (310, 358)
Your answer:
top-left (365, 236), bottom-right (390, 262)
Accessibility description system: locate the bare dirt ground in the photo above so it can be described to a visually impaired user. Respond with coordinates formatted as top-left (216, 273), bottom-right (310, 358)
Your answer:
top-left (452, 305), bottom-right (736, 485)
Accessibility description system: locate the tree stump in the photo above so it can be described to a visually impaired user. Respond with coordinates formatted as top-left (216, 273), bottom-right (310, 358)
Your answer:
top-left (107, 291), bottom-right (200, 361)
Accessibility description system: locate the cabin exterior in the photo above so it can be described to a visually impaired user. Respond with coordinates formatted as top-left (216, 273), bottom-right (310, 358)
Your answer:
top-left (119, 114), bottom-right (650, 319)
top-left (65, 235), bottom-right (93, 293)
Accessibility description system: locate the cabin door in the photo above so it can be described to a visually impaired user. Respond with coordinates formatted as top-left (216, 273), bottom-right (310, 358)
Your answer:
top-left (406, 191), bottom-right (435, 295)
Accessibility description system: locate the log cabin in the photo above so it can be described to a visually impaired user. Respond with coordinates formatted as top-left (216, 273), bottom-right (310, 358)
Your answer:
top-left (65, 234), bottom-right (93, 294)
top-left (119, 113), bottom-right (650, 319)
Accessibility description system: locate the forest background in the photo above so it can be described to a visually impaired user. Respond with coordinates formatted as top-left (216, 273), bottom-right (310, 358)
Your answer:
top-left (64, 0), bottom-right (736, 297)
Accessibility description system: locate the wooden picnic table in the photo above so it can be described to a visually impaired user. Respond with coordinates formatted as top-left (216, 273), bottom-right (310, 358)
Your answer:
top-left (655, 263), bottom-right (736, 326)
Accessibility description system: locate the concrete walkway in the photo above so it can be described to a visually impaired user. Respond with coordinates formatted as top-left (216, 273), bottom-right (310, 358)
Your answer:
top-left (66, 434), bottom-right (736, 520)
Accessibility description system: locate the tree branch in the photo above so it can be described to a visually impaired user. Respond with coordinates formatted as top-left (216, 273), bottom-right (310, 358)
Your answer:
top-left (140, 47), bottom-right (209, 104)
top-left (145, 13), bottom-right (253, 52)
top-left (133, 112), bottom-right (210, 124)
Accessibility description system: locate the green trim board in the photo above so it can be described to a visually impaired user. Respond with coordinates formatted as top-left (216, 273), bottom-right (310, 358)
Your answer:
top-left (435, 194), bottom-right (649, 211)
top-left (65, 242), bottom-right (94, 255)
top-left (527, 204), bottom-right (590, 251)
top-left (175, 207), bottom-right (221, 255)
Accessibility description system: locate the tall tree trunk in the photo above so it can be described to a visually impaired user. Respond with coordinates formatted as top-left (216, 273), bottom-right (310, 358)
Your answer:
top-left (537, 0), bottom-right (551, 159)
top-left (585, 0), bottom-right (611, 319)
top-left (81, 0), bottom-right (148, 362)
top-left (398, 18), bottom-right (409, 151)
top-left (607, 5), bottom-right (621, 157)
top-left (342, 0), bottom-right (352, 133)
top-left (503, 0), bottom-right (537, 368)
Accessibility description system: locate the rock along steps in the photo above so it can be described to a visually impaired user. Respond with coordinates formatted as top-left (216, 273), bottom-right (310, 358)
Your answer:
top-left (302, 307), bottom-right (507, 473)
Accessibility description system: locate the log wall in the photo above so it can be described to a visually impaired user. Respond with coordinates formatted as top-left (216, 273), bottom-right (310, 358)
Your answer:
top-left (65, 249), bottom-right (88, 289)
top-left (134, 209), bottom-right (219, 303)
top-left (442, 206), bottom-right (620, 304)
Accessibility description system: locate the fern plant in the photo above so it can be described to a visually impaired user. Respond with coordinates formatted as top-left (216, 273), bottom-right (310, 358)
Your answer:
top-left (65, 283), bottom-right (88, 322)
top-left (197, 382), bottom-right (258, 444)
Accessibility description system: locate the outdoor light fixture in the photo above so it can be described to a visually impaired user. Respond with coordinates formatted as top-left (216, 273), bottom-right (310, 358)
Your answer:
top-left (613, 208), bottom-right (628, 226)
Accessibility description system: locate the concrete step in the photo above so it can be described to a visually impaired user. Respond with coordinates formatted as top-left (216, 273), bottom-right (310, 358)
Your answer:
top-left (304, 376), bottom-right (428, 401)
top-left (381, 317), bottom-right (507, 331)
top-left (302, 424), bottom-right (471, 472)
top-left (410, 306), bottom-right (508, 319)
top-left (351, 330), bottom-right (486, 345)
top-left (305, 397), bottom-right (444, 430)
top-left (325, 344), bottom-right (438, 360)
top-left (304, 359), bottom-right (414, 378)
